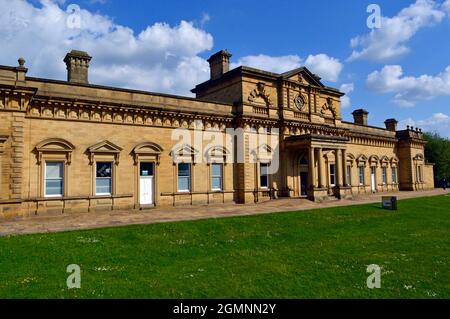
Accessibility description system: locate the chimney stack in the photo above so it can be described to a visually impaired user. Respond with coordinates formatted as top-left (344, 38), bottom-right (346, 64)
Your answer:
top-left (207, 50), bottom-right (232, 81)
top-left (384, 118), bottom-right (398, 131)
top-left (64, 50), bottom-right (92, 84)
top-left (352, 109), bottom-right (369, 126)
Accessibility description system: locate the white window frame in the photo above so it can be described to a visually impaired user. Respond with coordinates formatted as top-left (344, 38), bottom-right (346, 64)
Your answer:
top-left (329, 164), bottom-right (336, 186)
top-left (44, 161), bottom-right (64, 198)
top-left (392, 167), bottom-right (398, 184)
top-left (260, 163), bottom-right (269, 189)
top-left (382, 167), bottom-right (387, 185)
top-left (346, 165), bottom-right (352, 186)
top-left (178, 163), bottom-right (191, 193)
top-left (95, 161), bottom-right (113, 196)
top-left (211, 163), bottom-right (223, 192)
top-left (359, 166), bottom-right (365, 185)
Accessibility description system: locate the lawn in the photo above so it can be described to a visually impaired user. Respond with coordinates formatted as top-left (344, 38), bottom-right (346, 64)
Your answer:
top-left (0, 195), bottom-right (449, 299)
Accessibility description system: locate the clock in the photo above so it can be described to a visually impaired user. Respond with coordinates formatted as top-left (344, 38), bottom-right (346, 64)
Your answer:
top-left (294, 95), bottom-right (305, 111)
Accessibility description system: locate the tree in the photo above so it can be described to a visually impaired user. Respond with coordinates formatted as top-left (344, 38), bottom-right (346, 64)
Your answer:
top-left (423, 132), bottom-right (450, 186)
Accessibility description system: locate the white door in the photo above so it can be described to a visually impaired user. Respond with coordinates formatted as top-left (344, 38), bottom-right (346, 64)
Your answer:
top-left (371, 167), bottom-right (376, 193)
top-left (140, 163), bottom-right (154, 205)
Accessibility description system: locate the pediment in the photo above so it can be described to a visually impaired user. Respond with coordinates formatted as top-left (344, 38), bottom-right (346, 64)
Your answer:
top-left (88, 140), bottom-right (122, 153)
top-left (282, 67), bottom-right (324, 87)
top-left (170, 144), bottom-right (198, 156)
top-left (36, 138), bottom-right (75, 152)
top-left (133, 142), bottom-right (164, 155)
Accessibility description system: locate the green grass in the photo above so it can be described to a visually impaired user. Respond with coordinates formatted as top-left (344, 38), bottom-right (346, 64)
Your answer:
top-left (0, 195), bottom-right (449, 299)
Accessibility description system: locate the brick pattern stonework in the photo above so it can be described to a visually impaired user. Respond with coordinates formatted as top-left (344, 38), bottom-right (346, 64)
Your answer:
top-left (0, 50), bottom-right (435, 219)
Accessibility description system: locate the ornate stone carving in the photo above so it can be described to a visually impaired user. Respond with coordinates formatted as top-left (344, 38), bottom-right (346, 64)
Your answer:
top-left (248, 82), bottom-right (273, 106)
top-left (321, 97), bottom-right (337, 118)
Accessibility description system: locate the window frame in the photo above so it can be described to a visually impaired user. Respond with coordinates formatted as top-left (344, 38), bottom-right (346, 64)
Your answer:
top-left (382, 167), bottom-right (387, 185)
top-left (329, 164), bottom-right (336, 187)
top-left (259, 163), bottom-right (269, 189)
top-left (358, 166), bottom-right (365, 185)
top-left (177, 163), bottom-right (191, 193)
top-left (44, 161), bottom-right (65, 198)
top-left (346, 165), bottom-right (352, 186)
top-left (95, 161), bottom-right (113, 196)
top-left (211, 163), bottom-right (223, 192)
top-left (392, 167), bottom-right (398, 184)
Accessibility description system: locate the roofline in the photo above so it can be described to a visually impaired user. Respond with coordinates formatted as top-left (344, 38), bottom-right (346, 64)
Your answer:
top-left (192, 65), bottom-right (344, 96)
top-left (25, 76), bottom-right (233, 107)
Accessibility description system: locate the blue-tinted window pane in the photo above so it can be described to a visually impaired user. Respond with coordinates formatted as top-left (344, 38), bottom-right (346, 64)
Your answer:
top-left (96, 178), bottom-right (112, 194)
top-left (260, 164), bottom-right (269, 176)
top-left (45, 180), bottom-right (63, 196)
top-left (212, 177), bottom-right (222, 190)
top-left (178, 176), bottom-right (190, 192)
top-left (212, 164), bottom-right (222, 176)
top-left (46, 162), bottom-right (64, 179)
top-left (96, 162), bottom-right (112, 178)
top-left (178, 163), bottom-right (190, 177)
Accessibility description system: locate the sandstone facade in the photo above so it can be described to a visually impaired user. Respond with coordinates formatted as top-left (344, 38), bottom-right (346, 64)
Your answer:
top-left (0, 50), bottom-right (434, 219)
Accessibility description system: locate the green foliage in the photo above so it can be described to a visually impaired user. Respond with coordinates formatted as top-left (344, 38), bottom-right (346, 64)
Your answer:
top-left (0, 195), bottom-right (449, 299)
top-left (423, 132), bottom-right (450, 184)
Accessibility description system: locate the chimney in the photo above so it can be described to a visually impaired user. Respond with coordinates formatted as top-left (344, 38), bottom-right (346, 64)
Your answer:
top-left (207, 50), bottom-right (232, 81)
top-left (384, 118), bottom-right (398, 131)
top-left (352, 109), bottom-right (369, 126)
top-left (64, 50), bottom-right (92, 84)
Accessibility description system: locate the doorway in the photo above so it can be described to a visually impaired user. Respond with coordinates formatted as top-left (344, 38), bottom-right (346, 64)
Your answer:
top-left (139, 162), bottom-right (154, 205)
top-left (300, 172), bottom-right (308, 197)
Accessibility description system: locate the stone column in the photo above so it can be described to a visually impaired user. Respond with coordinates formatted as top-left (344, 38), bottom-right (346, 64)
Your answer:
top-left (309, 147), bottom-right (316, 188)
top-left (317, 148), bottom-right (325, 188)
top-left (342, 149), bottom-right (348, 186)
top-left (335, 149), bottom-right (342, 187)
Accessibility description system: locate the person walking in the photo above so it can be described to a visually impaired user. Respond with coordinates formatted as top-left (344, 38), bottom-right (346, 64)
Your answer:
top-left (443, 178), bottom-right (447, 190)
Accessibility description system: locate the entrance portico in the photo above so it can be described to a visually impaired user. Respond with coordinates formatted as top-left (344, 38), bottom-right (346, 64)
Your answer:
top-left (284, 134), bottom-right (352, 202)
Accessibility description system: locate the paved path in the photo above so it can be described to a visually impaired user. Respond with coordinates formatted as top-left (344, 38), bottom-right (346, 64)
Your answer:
top-left (0, 189), bottom-right (448, 236)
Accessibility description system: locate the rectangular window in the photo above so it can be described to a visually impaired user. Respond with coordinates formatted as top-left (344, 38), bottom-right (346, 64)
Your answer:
top-left (96, 162), bottom-right (112, 195)
top-left (45, 162), bottom-right (64, 197)
top-left (359, 166), bottom-right (365, 185)
top-left (382, 167), bottom-right (387, 184)
top-left (178, 163), bottom-right (191, 192)
top-left (392, 167), bottom-right (398, 184)
top-left (260, 163), bottom-right (269, 188)
top-left (329, 164), bottom-right (336, 186)
top-left (346, 165), bottom-right (352, 186)
top-left (211, 163), bottom-right (223, 191)
top-left (417, 165), bottom-right (423, 182)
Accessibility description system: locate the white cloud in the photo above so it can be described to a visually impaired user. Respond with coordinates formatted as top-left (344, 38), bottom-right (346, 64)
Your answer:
top-left (348, 0), bottom-right (445, 62)
top-left (0, 0), bottom-right (213, 95)
top-left (399, 113), bottom-right (450, 137)
top-left (231, 54), bottom-right (302, 74)
top-left (339, 83), bottom-right (354, 108)
top-left (366, 65), bottom-right (450, 106)
top-left (200, 13), bottom-right (211, 27)
top-left (232, 53), bottom-right (343, 82)
top-left (304, 54), bottom-right (343, 82)
top-left (444, 0), bottom-right (450, 15)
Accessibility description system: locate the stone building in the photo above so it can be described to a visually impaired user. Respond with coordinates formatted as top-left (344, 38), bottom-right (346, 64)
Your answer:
top-left (0, 50), bottom-right (434, 219)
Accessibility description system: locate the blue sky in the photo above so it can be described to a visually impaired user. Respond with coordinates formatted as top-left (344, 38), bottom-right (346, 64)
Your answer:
top-left (2, 0), bottom-right (450, 136)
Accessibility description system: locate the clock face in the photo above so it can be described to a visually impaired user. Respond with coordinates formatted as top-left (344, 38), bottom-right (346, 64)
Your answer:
top-left (294, 95), bottom-right (305, 110)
